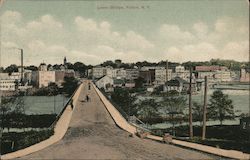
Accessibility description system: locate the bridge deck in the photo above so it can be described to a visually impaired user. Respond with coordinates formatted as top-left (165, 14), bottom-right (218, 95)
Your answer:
top-left (20, 81), bottom-right (213, 160)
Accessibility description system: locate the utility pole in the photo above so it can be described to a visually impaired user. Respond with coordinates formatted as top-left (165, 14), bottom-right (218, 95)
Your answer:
top-left (188, 67), bottom-right (193, 139)
top-left (0, 3), bottom-right (3, 155)
top-left (18, 49), bottom-right (24, 85)
top-left (166, 60), bottom-right (168, 82)
top-left (202, 76), bottom-right (208, 140)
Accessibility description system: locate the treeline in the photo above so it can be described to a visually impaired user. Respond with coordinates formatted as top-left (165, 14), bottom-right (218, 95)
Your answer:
top-left (0, 62), bottom-right (92, 77)
top-left (1, 59), bottom-right (248, 76)
top-left (109, 87), bottom-right (235, 126)
top-left (100, 59), bottom-right (249, 71)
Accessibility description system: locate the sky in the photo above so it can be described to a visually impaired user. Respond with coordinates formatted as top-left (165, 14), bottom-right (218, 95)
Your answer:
top-left (0, 0), bottom-right (249, 67)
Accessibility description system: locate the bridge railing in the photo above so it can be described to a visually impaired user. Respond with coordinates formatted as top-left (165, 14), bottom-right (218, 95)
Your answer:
top-left (98, 87), bottom-right (151, 133)
top-left (49, 82), bottom-right (82, 129)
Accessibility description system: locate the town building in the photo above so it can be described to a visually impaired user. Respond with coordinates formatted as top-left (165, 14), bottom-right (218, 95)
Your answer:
top-left (155, 68), bottom-right (172, 85)
top-left (125, 69), bottom-right (139, 80)
top-left (116, 68), bottom-right (126, 79)
top-left (105, 67), bottom-right (126, 79)
top-left (141, 66), bottom-right (164, 71)
top-left (92, 66), bottom-right (107, 79)
top-left (172, 65), bottom-right (190, 81)
top-left (125, 80), bottom-right (135, 88)
top-left (0, 73), bottom-right (16, 91)
top-left (197, 71), bottom-right (216, 82)
top-left (113, 78), bottom-right (125, 88)
top-left (95, 75), bottom-right (114, 91)
top-left (38, 70), bottom-right (56, 88)
top-left (195, 66), bottom-right (223, 72)
top-left (139, 70), bottom-right (155, 85)
top-left (36, 62), bottom-right (75, 88)
top-left (165, 77), bottom-right (196, 93)
top-left (240, 68), bottom-right (250, 83)
top-left (214, 70), bottom-right (232, 82)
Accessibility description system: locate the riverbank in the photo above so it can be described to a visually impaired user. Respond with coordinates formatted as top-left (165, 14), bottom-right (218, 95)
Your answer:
top-left (152, 125), bottom-right (250, 154)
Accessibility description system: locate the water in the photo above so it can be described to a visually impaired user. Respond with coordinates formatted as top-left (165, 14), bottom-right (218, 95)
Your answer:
top-left (192, 89), bottom-right (250, 115)
top-left (26, 95), bottom-right (69, 114)
top-left (152, 119), bottom-right (240, 129)
top-left (137, 85), bottom-right (250, 128)
top-left (20, 95), bottom-right (69, 115)
top-left (2, 95), bottom-right (69, 133)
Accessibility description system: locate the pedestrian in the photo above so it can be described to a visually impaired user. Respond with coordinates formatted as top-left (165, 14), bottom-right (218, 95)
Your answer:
top-left (70, 99), bottom-right (74, 110)
top-left (88, 84), bottom-right (91, 90)
top-left (86, 95), bottom-right (89, 102)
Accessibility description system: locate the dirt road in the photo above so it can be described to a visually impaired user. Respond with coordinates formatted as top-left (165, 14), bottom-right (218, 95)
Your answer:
top-left (20, 81), bottom-right (213, 160)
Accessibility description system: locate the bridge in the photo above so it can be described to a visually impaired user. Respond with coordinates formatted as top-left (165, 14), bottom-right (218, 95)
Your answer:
top-left (2, 80), bottom-right (248, 160)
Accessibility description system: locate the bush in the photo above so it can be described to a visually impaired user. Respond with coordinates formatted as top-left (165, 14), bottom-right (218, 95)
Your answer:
top-left (2, 129), bottom-right (54, 154)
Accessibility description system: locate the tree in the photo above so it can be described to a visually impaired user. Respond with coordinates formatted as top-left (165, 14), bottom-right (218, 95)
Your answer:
top-left (160, 91), bottom-right (186, 135)
top-left (62, 76), bottom-right (78, 96)
top-left (134, 77), bottom-right (144, 88)
top-left (111, 87), bottom-right (137, 116)
top-left (4, 64), bottom-right (18, 74)
top-left (101, 60), bottom-right (117, 68)
top-left (192, 102), bottom-right (203, 126)
top-left (208, 90), bottom-right (234, 125)
top-left (48, 82), bottom-right (60, 96)
top-left (0, 97), bottom-right (13, 131)
top-left (25, 65), bottom-right (38, 71)
top-left (73, 62), bottom-right (87, 77)
top-left (137, 98), bottom-right (159, 120)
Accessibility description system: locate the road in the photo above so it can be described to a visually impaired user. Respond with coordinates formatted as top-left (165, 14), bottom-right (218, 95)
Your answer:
top-left (20, 81), bottom-right (214, 160)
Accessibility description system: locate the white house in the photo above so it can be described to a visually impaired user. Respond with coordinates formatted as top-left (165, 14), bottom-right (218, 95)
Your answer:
top-left (95, 75), bottom-right (114, 91)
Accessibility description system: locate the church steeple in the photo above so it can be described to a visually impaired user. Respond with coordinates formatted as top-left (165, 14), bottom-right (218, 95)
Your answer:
top-left (64, 56), bottom-right (67, 65)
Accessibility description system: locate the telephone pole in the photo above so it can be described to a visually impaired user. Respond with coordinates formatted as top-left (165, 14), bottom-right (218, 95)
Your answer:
top-left (188, 67), bottom-right (193, 139)
top-left (202, 76), bottom-right (208, 140)
top-left (17, 48), bottom-right (24, 85)
top-left (166, 60), bottom-right (168, 82)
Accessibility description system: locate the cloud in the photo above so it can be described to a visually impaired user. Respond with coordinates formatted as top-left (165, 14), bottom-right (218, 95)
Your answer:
top-left (1, 10), bottom-right (22, 24)
top-left (193, 22), bottom-right (208, 40)
top-left (2, 41), bottom-right (19, 49)
top-left (165, 42), bottom-right (218, 62)
top-left (26, 15), bottom-right (63, 30)
top-left (1, 10), bottom-right (248, 67)
top-left (164, 41), bottom-right (249, 62)
top-left (74, 16), bottom-right (154, 51)
top-left (159, 24), bottom-right (195, 42)
top-left (220, 41), bottom-right (249, 61)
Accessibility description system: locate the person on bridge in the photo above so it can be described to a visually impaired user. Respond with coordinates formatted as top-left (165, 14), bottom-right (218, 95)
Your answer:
top-left (88, 82), bottom-right (91, 90)
top-left (70, 99), bottom-right (74, 110)
top-left (86, 95), bottom-right (89, 102)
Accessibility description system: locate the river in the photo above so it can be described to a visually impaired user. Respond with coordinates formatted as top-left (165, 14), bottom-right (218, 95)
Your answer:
top-left (18, 95), bottom-right (69, 115)
top-left (138, 85), bottom-right (250, 129)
